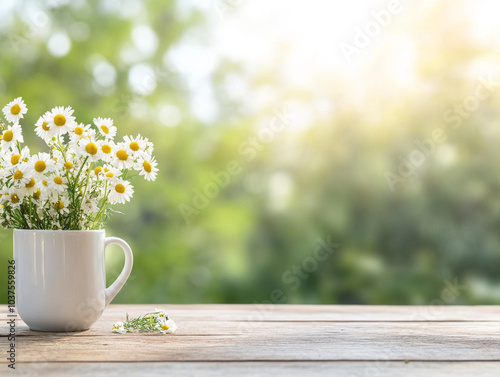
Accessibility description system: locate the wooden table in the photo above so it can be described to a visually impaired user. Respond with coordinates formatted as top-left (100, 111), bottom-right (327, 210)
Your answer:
top-left (1, 305), bottom-right (499, 376)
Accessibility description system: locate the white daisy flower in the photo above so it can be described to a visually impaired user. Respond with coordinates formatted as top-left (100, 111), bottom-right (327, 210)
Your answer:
top-left (78, 139), bottom-right (102, 162)
top-left (123, 135), bottom-right (147, 157)
top-left (34, 114), bottom-right (54, 143)
top-left (141, 136), bottom-right (154, 158)
top-left (153, 308), bottom-right (168, 317)
top-left (108, 179), bottom-right (133, 204)
top-left (39, 177), bottom-right (49, 189)
top-left (94, 117), bottom-right (117, 139)
top-left (51, 149), bottom-right (65, 170)
top-left (30, 153), bottom-right (56, 179)
top-left (34, 184), bottom-right (52, 202)
top-left (2, 146), bottom-right (30, 169)
top-left (102, 166), bottom-right (121, 180)
top-left (44, 106), bottom-right (75, 137)
top-left (23, 177), bottom-right (38, 196)
top-left (62, 159), bottom-right (75, 172)
top-left (97, 140), bottom-right (115, 163)
top-left (78, 215), bottom-right (89, 230)
top-left (1, 123), bottom-right (24, 150)
top-left (157, 318), bottom-right (177, 334)
top-left (5, 187), bottom-right (24, 209)
top-left (70, 122), bottom-right (90, 136)
top-left (69, 122), bottom-right (91, 139)
top-left (112, 143), bottom-right (134, 170)
top-left (68, 123), bottom-right (91, 147)
top-left (11, 162), bottom-right (34, 188)
top-left (48, 174), bottom-right (68, 194)
top-left (2, 97), bottom-right (28, 124)
top-left (135, 156), bottom-right (158, 181)
top-left (93, 165), bottom-right (104, 177)
top-left (81, 198), bottom-right (98, 215)
top-left (112, 321), bottom-right (127, 334)
top-left (53, 196), bottom-right (70, 215)
top-left (32, 188), bottom-right (42, 201)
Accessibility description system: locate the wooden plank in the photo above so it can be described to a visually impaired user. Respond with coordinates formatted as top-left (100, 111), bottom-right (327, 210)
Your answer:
top-left (1, 321), bottom-right (500, 362)
top-left (2, 305), bottom-right (499, 322)
top-left (2, 315), bottom-right (500, 338)
top-left (2, 305), bottom-right (499, 364)
top-left (9, 361), bottom-right (500, 377)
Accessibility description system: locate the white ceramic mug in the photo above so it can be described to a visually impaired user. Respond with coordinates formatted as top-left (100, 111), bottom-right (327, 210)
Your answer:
top-left (14, 229), bottom-right (133, 332)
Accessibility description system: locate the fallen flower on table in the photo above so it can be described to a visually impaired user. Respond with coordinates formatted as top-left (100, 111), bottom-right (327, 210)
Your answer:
top-left (112, 308), bottom-right (177, 334)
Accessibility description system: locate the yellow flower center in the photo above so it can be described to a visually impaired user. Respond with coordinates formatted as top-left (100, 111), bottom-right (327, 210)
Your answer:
top-left (129, 142), bottom-right (140, 151)
top-left (25, 178), bottom-right (35, 188)
top-left (53, 176), bottom-right (63, 185)
top-left (11, 154), bottom-right (21, 165)
top-left (10, 104), bottom-right (21, 115)
top-left (13, 170), bottom-right (23, 180)
top-left (106, 172), bottom-right (114, 178)
top-left (102, 144), bottom-right (112, 154)
top-left (116, 150), bottom-right (128, 161)
top-left (42, 122), bottom-right (50, 131)
top-left (34, 160), bottom-right (47, 173)
top-left (161, 324), bottom-right (169, 330)
top-left (33, 189), bottom-right (41, 200)
top-left (64, 161), bottom-right (73, 170)
top-left (85, 142), bottom-right (98, 155)
top-left (115, 184), bottom-right (125, 194)
top-left (94, 166), bottom-right (102, 175)
top-left (54, 114), bottom-right (66, 126)
top-left (74, 126), bottom-right (84, 135)
top-left (54, 201), bottom-right (64, 210)
top-left (11, 194), bottom-right (20, 204)
top-left (104, 167), bottom-right (109, 172)
top-left (143, 161), bottom-right (152, 173)
top-left (3, 130), bottom-right (14, 142)
top-left (42, 180), bottom-right (48, 186)
top-left (101, 125), bottom-right (109, 134)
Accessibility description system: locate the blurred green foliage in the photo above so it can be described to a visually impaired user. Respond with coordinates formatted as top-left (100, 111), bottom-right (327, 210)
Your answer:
top-left (1, 0), bottom-right (500, 305)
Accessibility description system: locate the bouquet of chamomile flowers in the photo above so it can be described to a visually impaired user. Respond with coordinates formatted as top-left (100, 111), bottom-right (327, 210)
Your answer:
top-left (0, 97), bottom-right (158, 230)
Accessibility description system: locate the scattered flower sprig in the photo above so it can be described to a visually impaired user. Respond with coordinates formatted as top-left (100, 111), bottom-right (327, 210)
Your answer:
top-left (0, 97), bottom-right (159, 230)
top-left (112, 309), bottom-right (177, 334)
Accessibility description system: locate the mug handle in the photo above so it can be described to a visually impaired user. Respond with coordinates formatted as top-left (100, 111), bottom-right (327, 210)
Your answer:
top-left (104, 237), bottom-right (134, 307)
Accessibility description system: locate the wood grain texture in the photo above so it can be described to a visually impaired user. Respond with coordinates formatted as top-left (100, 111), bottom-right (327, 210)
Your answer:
top-left (9, 362), bottom-right (500, 377)
top-left (1, 305), bottom-right (499, 375)
top-left (3, 304), bottom-right (500, 322)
